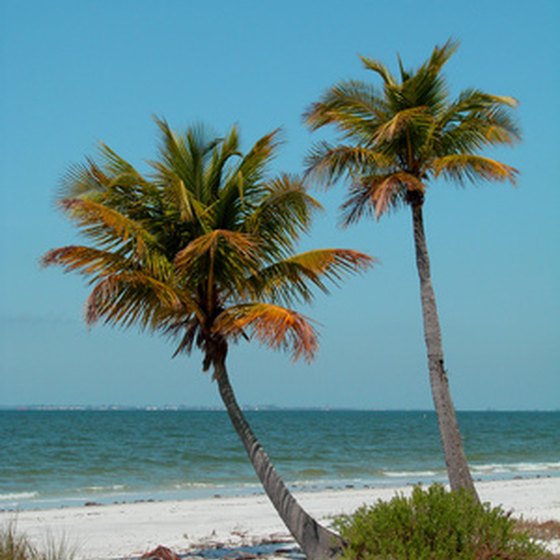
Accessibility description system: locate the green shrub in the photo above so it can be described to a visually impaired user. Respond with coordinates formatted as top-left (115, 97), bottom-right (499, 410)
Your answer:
top-left (333, 484), bottom-right (550, 560)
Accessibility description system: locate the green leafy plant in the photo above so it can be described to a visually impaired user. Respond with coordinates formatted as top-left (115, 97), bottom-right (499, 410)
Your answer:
top-left (333, 484), bottom-right (550, 560)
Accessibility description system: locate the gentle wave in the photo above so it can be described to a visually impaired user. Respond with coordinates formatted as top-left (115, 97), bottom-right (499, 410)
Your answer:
top-left (471, 462), bottom-right (560, 474)
top-left (79, 484), bottom-right (126, 492)
top-left (0, 491), bottom-right (39, 501)
top-left (383, 470), bottom-right (439, 478)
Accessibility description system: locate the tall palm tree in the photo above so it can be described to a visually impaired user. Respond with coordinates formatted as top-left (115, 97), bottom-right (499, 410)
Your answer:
top-left (42, 119), bottom-right (372, 559)
top-left (304, 40), bottom-right (520, 497)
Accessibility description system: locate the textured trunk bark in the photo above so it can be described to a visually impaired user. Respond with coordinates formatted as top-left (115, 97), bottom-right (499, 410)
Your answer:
top-left (410, 201), bottom-right (478, 497)
top-left (213, 356), bottom-right (343, 560)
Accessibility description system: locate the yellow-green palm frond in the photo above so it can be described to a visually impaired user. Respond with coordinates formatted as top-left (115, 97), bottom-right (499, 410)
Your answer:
top-left (59, 159), bottom-right (110, 200)
top-left (98, 143), bottom-right (149, 185)
top-left (153, 117), bottom-right (218, 202)
top-left (85, 271), bottom-right (189, 330)
top-left (305, 143), bottom-right (393, 187)
top-left (151, 162), bottom-right (206, 225)
top-left (244, 249), bottom-right (374, 305)
top-left (431, 155), bottom-right (518, 185)
top-left (41, 246), bottom-right (128, 282)
top-left (59, 198), bottom-right (157, 256)
top-left (234, 128), bottom-right (281, 188)
top-left (304, 80), bottom-right (389, 140)
top-left (202, 125), bottom-right (243, 202)
top-left (342, 172), bottom-right (425, 224)
top-left (175, 230), bottom-right (258, 273)
top-left (424, 38), bottom-right (460, 75)
top-left (360, 55), bottom-right (396, 86)
top-left (374, 106), bottom-right (433, 143)
top-left (214, 303), bottom-right (318, 362)
top-left (175, 230), bottom-right (260, 305)
top-left (243, 175), bottom-right (321, 257)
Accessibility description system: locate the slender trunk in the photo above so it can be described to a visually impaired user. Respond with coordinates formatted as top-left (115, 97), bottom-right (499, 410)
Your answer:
top-left (410, 200), bottom-right (478, 497)
top-left (213, 354), bottom-right (343, 560)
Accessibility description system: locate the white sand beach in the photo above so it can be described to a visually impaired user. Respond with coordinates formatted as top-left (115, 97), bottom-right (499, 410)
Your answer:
top-left (2, 477), bottom-right (559, 559)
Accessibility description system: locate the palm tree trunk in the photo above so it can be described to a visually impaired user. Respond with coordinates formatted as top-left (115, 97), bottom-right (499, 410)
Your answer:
top-left (410, 200), bottom-right (478, 497)
top-left (213, 355), bottom-right (343, 560)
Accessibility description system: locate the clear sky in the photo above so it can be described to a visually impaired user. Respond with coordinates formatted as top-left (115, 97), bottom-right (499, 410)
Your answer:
top-left (1, 0), bottom-right (558, 410)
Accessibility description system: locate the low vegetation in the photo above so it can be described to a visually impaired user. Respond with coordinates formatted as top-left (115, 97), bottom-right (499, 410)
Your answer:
top-left (333, 484), bottom-right (551, 560)
top-left (0, 523), bottom-right (76, 560)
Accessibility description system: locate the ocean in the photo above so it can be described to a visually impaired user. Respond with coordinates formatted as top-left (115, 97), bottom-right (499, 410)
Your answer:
top-left (1, 410), bottom-right (558, 511)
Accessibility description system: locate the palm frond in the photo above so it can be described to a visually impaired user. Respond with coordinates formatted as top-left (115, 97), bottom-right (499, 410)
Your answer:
top-left (305, 142), bottom-right (392, 187)
top-left (304, 80), bottom-right (389, 140)
top-left (432, 155), bottom-right (518, 185)
top-left (360, 55), bottom-right (396, 85)
top-left (374, 106), bottom-right (433, 143)
top-left (59, 198), bottom-right (157, 255)
top-left (242, 175), bottom-right (321, 257)
top-left (174, 229), bottom-right (258, 273)
top-left (342, 172), bottom-right (424, 224)
top-left (59, 159), bottom-right (109, 200)
top-left (41, 246), bottom-right (127, 281)
top-left (214, 303), bottom-right (318, 362)
top-left (244, 249), bottom-right (374, 305)
top-left (85, 271), bottom-right (186, 329)
top-left (426, 38), bottom-right (460, 75)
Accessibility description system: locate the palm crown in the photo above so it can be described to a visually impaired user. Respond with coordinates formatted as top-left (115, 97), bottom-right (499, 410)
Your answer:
top-left (43, 119), bottom-right (372, 370)
top-left (305, 39), bottom-right (520, 221)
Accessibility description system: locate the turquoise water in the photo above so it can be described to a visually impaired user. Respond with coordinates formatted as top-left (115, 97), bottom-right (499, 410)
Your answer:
top-left (1, 410), bottom-right (558, 510)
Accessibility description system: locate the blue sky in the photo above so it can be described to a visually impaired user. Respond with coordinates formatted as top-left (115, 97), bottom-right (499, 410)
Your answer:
top-left (1, 0), bottom-right (558, 410)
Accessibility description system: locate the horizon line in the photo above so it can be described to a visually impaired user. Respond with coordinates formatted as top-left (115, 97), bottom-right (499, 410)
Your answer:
top-left (1, 405), bottom-right (558, 413)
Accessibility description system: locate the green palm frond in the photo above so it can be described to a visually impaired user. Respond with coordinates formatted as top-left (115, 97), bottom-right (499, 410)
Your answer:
top-left (360, 55), bottom-right (396, 86)
top-left (244, 249), bottom-right (374, 305)
top-left (59, 198), bottom-right (158, 255)
top-left (85, 271), bottom-right (186, 329)
top-left (425, 38), bottom-right (460, 74)
top-left (305, 142), bottom-right (392, 186)
top-left (374, 106), bottom-right (433, 143)
top-left (59, 159), bottom-right (109, 200)
top-left (243, 175), bottom-right (321, 257)
top-left (41, 245), bottom-right (127, 281)
top-left (432, 155), bottom-right (518, 185)
top-left (175, 229), bottom-right (256, 271)
top-left (304, 80), bottom-right (389, 140)
top-left (214, 303), bottom-right (318, 362)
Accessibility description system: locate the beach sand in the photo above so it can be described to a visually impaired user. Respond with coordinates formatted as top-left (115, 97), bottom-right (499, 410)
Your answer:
top-left (2, 478), bottom-right (558, 559)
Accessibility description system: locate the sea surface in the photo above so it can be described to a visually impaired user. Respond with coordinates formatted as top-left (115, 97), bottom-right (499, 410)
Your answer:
top-left (1, 410), bottom-right (558, 511)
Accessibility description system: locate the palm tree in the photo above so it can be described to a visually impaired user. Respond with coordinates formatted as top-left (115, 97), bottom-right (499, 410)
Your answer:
top-left (42, 119), bottom-right (373, 559)
top-left (304, 40), bottom-right (520, 497)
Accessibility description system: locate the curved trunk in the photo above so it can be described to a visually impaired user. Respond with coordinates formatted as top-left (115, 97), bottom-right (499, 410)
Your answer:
top-left (410, 200), bottom-right (478, 497)
top-left (213, 355), bottom-right (343, 560)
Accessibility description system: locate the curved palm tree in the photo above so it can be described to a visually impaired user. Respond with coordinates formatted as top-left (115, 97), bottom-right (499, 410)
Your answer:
top-left (42, 119), bottom-right (373, 559)
top-left (304, 40), bottom-right (520, 497)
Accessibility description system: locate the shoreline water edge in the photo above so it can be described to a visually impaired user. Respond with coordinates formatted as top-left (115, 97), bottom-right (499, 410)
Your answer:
top-left (0, 477), bottom-right (558, 559)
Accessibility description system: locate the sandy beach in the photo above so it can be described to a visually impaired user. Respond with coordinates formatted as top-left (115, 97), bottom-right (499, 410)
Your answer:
top-left (2, 477), bottom-right (558, 559)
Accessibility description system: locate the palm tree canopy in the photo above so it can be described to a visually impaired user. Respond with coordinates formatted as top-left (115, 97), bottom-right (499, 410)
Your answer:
top-left (43, 119), bottom-right (373, 369)
top-left (304, 39), bottom-right (521, 223)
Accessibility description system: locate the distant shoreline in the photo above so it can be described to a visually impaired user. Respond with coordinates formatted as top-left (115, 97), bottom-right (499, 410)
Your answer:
top-left (1, 406), bottom-right (559, 412)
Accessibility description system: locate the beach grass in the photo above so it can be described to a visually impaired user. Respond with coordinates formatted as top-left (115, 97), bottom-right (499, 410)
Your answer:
top-left (0, 522), bottom-right (77, 560)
